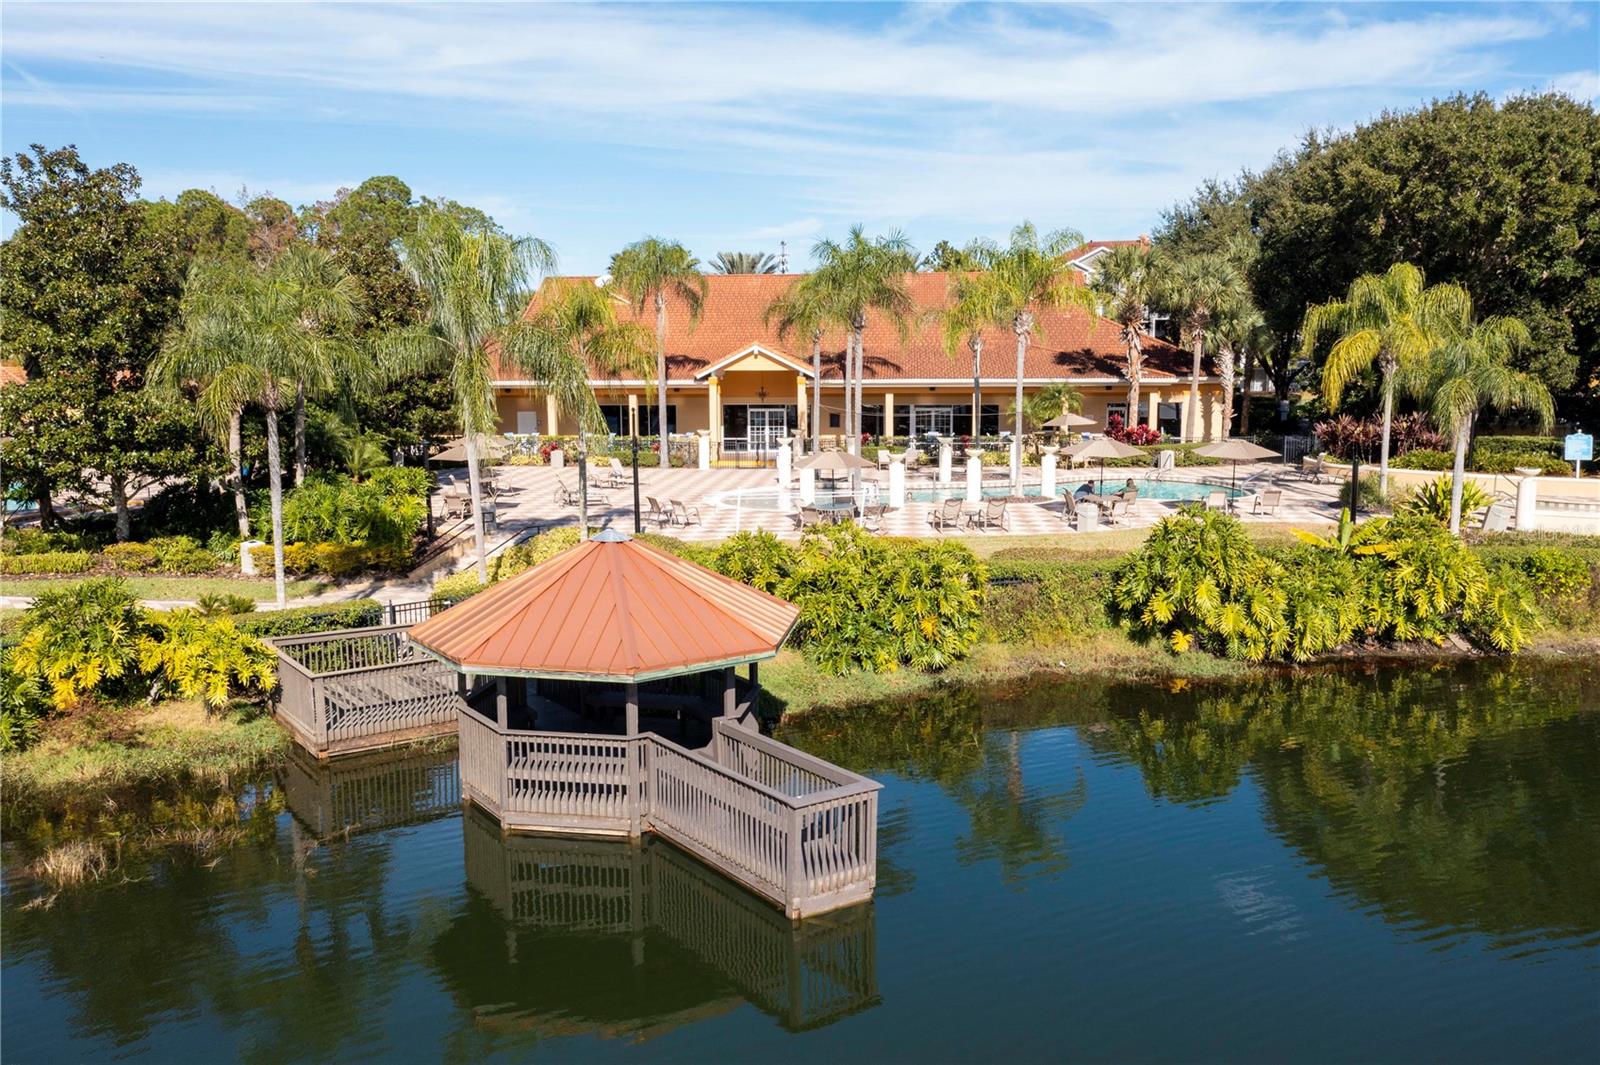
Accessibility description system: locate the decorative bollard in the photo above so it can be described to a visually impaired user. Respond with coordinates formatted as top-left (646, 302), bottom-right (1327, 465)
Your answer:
top-left (1515, 470), bottom-right (1540, 532)
top-left (889, 459), bottom-right (906, 508)
top-left (697, 430), bottom-right (711, 471)
top-left (550, 448), bottom-right (564, 470)
top-left (799, 467), bottom-right (816, 504)
top-left (966, 454), bottom-right (983, 504)
top-left (938, 439), bottom-right (953, 485)
top-left (240, 539), bottom-right (265, 575)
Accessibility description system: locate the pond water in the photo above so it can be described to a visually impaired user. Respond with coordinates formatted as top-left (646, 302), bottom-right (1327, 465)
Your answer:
top-left (4, 660), bottom-right (1597, 1062)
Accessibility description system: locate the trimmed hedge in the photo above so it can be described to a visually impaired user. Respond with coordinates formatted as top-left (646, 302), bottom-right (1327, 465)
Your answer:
top-left (1, 551), bottom-right (96, 575)
top-left (233, 599), bottom-right (384, 638)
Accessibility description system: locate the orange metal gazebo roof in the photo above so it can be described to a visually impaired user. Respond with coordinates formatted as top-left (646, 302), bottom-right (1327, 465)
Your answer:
top-left (408, 531), bottom-right (801, 682)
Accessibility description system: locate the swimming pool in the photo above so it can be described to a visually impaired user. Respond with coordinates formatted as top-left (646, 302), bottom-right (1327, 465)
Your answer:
top-left (710, 479), bottom-right (1242, 512)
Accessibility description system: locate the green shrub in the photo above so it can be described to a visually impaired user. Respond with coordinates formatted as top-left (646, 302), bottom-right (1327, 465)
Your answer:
top-left (983, 558), bottom-right (1119, 643)
top-left (149, 535), bottom-right (218, 574)
top-left (0, 651), bottom-right (46, 752)
top-left (0, 551), bottom-right (96, 575)
top-left (1, 528), bottom-right (98, 555)
top-left (273, 468), bottom-right (429, 556)
top-left (137, 611), bottom-right (277, 707)
top-left (777, 523), bottom-right (986, 674)
top-left (196, 593), bottom-right (257, 617)
top-left (490, 528), bottom-right (581, 581)
top-left (1469, 449), bottom-right (1571, 475)
top-left (433, 570), bottom-right (489, 601)
top-left (233, 599), bottom-right (384, 638)
top-left (1394, 448), bottom-right (1453, 471)
top-left (101, 541), bottom-right (160, 571)
top-left (710, 532), bottom-right (795, 594)
top-left (1396, 476), bottom-right (1493, 524)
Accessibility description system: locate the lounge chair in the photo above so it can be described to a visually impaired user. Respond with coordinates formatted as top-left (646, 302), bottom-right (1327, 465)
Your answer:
top-left (607, 457), bottom-right (631, 487)
top-left (1252, 489), bottom-right (1282, 516)
top-left (978, 499), bottom-right (1009, 532)
top-left (858, 503), bottom-right (887, 533)
top-left (555, 480), bottom-right (581, 506)
top-left (669, 499), bottom-right (701, 527)
top-left (931, 498), bottom-right (963, 531)
top-left (1205, 489), bottom-right (1228, 512)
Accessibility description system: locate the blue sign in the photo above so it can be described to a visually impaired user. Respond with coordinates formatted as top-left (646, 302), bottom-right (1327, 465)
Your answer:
top-left (1565, 433), bottom-right (1593, 462)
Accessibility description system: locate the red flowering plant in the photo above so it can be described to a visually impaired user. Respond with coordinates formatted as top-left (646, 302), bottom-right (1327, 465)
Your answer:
top-left (1105, 414), bottom-right (1160, 446)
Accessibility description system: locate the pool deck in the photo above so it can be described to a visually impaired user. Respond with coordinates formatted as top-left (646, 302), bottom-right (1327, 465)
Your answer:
top-left (464, 461), bottom-right (1350, 544)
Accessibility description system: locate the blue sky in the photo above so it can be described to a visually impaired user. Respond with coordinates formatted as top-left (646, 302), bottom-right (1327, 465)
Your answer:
top-left (3, 2), bottom-right (1596, 272)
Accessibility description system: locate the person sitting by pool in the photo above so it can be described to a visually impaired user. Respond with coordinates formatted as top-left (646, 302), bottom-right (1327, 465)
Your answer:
top-left (1119, 478), bottom-right (1137, 495)
top-left (1072, 481), bottom-right (1096, 499)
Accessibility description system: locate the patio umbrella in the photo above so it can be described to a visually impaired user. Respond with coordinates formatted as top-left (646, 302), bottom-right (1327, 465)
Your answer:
top-left (1042, 412), bottom-right (1097, 430)
top-left (1063, 436), bottom-right (1146, 490)
top-left (1193, 438), bottom-right (1281, 497)
top-left (796, 449), bottom-right (877, 471)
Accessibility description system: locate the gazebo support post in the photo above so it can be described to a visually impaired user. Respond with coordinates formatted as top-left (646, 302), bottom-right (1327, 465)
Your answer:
top-left (748, 661), bottom-right (761, 720)
top-left (723, 667), bottom-right (736, 719)
top-left (494, 678), bottom-right (508, 729)
top-left (624, 681), bottom-right (640, 737)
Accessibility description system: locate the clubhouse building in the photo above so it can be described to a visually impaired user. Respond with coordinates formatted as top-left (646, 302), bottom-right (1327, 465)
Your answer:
top-left (494, 244), bottom-right (1227, 449)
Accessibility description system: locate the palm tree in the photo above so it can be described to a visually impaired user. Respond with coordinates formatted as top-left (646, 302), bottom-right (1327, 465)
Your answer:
top-left (390, 211), bottom-right (588, 582)
top-left (609, 238), bottom-right (707, 467)
top-left (1089, 244), bottom-right (1163, 432)
top-left (711, 251), bottom-right (780, 275)
top-left (1163, 252), bottom-right (1246, 442)
top-left (941, 262), bottom-right (1006, 438)
top-left (159, 256), bottom-right (355, 605)
top-left (1010, 383), bottom-right (1083, 459)
top-left (526, 279), bottom-right (654, 537)
top-left (1208, 301), bottom-right (1274, 437)
top-left (1401, 314), bottom-right (1552, 534)
top-left (1302, 262), bottom-right (1472, 495)
top-left (765, 272), bottom-right (838, 452)
top-left (809, 226), bottom-right (916, 450)
top-left (273, 243), bottom-right (365, 484)
top-left (965, 223), bottom-right (1097, 484)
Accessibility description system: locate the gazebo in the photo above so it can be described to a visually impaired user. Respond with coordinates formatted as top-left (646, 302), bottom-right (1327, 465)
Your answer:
top-left (409, 529), bottom-right (881, 918)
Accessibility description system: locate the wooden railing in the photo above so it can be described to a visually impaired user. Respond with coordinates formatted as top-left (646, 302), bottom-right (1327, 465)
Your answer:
top-left (457, 711), bottom-right (881, 918)
top-left (270, 625), bottom-right (463, 756)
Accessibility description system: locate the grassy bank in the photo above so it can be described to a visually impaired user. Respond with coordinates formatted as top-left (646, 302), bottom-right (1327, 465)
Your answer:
top-left (4, 699), bottom-right (289, 813)
top-left (0, 575), bottom-right (327, 601)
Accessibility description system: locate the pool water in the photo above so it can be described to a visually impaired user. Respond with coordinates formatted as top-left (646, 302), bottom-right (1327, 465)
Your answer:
top-left (4, 660), bottom-right (1596, 1062)
top-left (715, 478), bottom-right (1241, 511)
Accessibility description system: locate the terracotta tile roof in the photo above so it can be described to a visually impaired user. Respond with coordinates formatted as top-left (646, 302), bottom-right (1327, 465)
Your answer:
top-left (496, 269), bottom-right (1204, 385)
top-left (0, 362), bottom-right (25, 387)
top-left (409, 534), bottom-right (800, 681)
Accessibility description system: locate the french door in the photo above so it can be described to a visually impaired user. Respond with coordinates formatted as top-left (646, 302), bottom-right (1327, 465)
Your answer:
top-left (748, 407), bottom-right (788, 450)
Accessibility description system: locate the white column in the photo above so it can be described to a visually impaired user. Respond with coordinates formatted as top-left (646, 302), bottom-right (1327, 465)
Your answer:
top-left (966, 455), bottom-right (983, 504)
top-left (888, 459), bottom-right (906, 508)
top-left (775, 435), bottom-right (793, 484)
top-left (938, 439), bottom-right (953, 484)
top-left (1041, 451), bottom-right (1057, 499)
top-left (1516, 475), bottom-right (1539, 532)
top-left (799, 467), bottom-right (816, 504)
top-left (696, 429), bottom-right (711, 471)
top-left (627, 392), bottom-right (639, 436)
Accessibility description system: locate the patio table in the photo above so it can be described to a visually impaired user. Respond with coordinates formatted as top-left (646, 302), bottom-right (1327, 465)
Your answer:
top-left (814, 500), bottom-right (857, 524)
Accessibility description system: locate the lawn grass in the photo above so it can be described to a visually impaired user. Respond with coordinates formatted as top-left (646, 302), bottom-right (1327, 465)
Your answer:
top-left (4, 699), bottom-right (290, 813)
top-left (0, 575), bottom-right (327, 602)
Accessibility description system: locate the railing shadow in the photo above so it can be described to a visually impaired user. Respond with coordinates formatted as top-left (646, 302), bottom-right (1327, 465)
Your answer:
top-left (281, 743), bottom-right (461, 840)
top-left (452, 806), bottom-right (881, 1036)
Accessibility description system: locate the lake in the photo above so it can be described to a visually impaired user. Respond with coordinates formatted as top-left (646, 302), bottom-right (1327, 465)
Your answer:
top-left (4, 659), bottom-right (1596, 1062)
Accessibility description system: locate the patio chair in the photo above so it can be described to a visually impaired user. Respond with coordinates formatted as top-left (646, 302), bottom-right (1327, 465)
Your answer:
top-left (859, 502), bottom-right (887, 533)
top-left (440, 485), bottom-right (469, 519)
top-left (931, 498), bottom-right (963, 532)
top-left (1103, 496), bottom-right (1128, 525)
top-left (1300, 454), bottom-right (1327, 483)
top-left (797, 505), bottom-right (826, 530)
top-left (1252, 489), bottom-right (1282, 516)
top-left (608, 457), bottom-right (630, 486)
top-left (555, 480), bottom-right (581, 506)
top-left (642, 496), bottom-right (668, 526)
top-left (979, 499), bottom-right (1009, 532)
top-left (1060, 490), bottom-right (1079, 525)
top-left (1121, 486), bottom-right (1140, 508)
top-left (669, 499), bottom-right (701, 527)
top-left (1205, 489), bottom-right (1228, 512)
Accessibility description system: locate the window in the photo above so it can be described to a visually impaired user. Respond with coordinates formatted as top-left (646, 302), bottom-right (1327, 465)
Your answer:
top-left (1106, 403), bottom-right (1127, 427)
top-left (639, 405), bottom-right (676, 435)
top-left (861, 404), bottom-right (884, 438)
top-left (597, 404), bottom-right (627, 435)
top-left (829, 412), bottom-right (841, 429)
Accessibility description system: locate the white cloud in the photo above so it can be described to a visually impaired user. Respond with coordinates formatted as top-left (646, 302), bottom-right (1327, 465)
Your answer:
top-left (1546, 70), bottom-right (1600, 102)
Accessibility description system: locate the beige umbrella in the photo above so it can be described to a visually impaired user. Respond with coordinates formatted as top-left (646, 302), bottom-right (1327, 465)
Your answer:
top-left (1043, 411), bottom-right (1097, 430)
top-left (796, 449), bottom-right (877, 471)
top-left (428, 436), bottom-right (513, 465)
top-left (1063, 436), bottom-right (1146, 490)
top-left (1194, 438), bottom-right (1281, 497)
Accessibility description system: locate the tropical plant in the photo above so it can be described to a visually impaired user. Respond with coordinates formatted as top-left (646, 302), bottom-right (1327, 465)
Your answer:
top-left (808, 226), bottom-right (917, 450)
top-left (765, 272), bottom-right (837, 451)
top-left (195, 592), bottom-right (257, 616)
top-left (272, 243), bottom-right (366, 485)
top-left (276, 467), bottom-right (430, 554)
top-left (710, 531), bottom-right (795, 594)
top-left (1104, 414), bottom-right (1160, 446)
top-left (710, 251), bottom-right (780, 274)
top-left (609, 237), bottom-right (707, 466)
top-left (0, 655), bottom-right (45, 752)
top-left (137, 610), bottom-right (276, 708)
top-left (1400, 314), bottom-right (1554, 534)
top-left (1302, 262), bottom-right (1471, 495)
top-left (1396, 475), bottom-right (1494, 526)
top-left (341, 431), bottom-right (392, 481)
top-left (1161, 251), bottom-right (1247, 440)
top-left (9, 578), bottom-right (146, 709)
top-left (389, 210), bottom-right (581, 581)
top-left (1207, 297), bottom-right (1274, 436)
top-left (1010, 383), bottom-right (1084, 457)
top-left (1088, 243), bottom-right (1163, 432)
top-left (963, 223), bottom-right (1098, 483)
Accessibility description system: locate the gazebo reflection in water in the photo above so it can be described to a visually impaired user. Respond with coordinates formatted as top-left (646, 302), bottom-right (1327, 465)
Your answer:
top-left (408, 529), bottom-right (882, 920)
